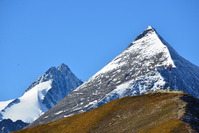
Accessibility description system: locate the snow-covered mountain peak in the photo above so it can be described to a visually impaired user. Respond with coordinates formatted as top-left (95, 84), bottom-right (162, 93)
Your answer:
top-left (25, 63), bottom-right (75, 92)
top-left (0, 64), bottom-right (82, 124)
top-left (146, 25), bottom-right (154, 30)
top-left (92, 26), bottom-right (175, 79)
top-left (131, 27), bottom-right (174, 66)
top-left (134, 26), bottom-right (156, 42)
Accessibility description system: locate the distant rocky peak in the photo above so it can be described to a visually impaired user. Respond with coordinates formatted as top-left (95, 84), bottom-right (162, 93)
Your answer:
top-left (25, 63), bottom-right (76, 92)
top-left (44, 63), bottom-right (70, 76)
top-left (57, 63), bottom-right (73, 76)
top-left (57, 63), bottom-right (69, 71)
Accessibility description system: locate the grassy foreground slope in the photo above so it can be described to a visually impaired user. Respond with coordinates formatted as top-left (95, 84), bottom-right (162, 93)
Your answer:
top-left (14, 92), bottom-right (199, 133)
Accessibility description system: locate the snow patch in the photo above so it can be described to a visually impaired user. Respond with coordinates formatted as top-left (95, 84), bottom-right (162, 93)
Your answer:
top-left (54, 111), bottom-right (63, 115)
top-left (1, 80), bottom-right (52, 123)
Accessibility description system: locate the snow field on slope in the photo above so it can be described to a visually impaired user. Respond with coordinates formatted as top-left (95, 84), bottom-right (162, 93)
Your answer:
top-left (102, 71), bottom-right (166, 101)
top-left (92, 28), bottom-right (175, 80)
top-left (0, 100), bottom-right (14, 111)
top-left (1, 80), bottom-right (52, 123)
top-left (129, 30), bottom-right (175, 68)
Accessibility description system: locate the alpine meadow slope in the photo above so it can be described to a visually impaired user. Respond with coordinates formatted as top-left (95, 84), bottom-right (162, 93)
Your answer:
top-left (15, 92), bottom-right (199, 133)
top-left (29, 26), bottom-right (199, 127)
top-left (0, 64), bottom-right (83, 133)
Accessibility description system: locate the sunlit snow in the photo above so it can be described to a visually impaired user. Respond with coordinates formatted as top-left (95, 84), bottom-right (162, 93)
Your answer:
top-left (1, 80), bottom-right (52, 123)
top-left (0, 100), bottom-right (13, 111)
top-left (92, 27), bottom-right (175, 78)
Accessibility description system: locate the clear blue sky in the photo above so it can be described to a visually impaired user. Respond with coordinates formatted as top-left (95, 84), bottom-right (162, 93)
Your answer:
top-left (0, 0), bottom-right (198, 101)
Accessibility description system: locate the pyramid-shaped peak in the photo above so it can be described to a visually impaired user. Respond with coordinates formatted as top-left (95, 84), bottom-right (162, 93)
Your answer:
top-left (134, 26), bottom-right (156, 41)
top-left (146, 26), bottom-right (154, 30)
top-left (57, 63), bottom-right (69, 71)
top-left (25, 63), bottom-right (80, 92)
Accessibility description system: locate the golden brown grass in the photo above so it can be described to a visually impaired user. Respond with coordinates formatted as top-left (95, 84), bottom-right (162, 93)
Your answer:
top-left (14, 92), bottom-right (196, 133)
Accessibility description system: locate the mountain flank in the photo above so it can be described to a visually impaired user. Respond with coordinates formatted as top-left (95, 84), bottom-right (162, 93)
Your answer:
top-left (29, 26), bottom-right (199, 127)
top-left (0, 63), bottom-right (82, 133)
top-left (14, 92), bottom-right (199, 133)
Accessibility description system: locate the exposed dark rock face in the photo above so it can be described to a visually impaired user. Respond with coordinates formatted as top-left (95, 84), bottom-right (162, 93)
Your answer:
top-left (0, 119), bottom-right (28, 133)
